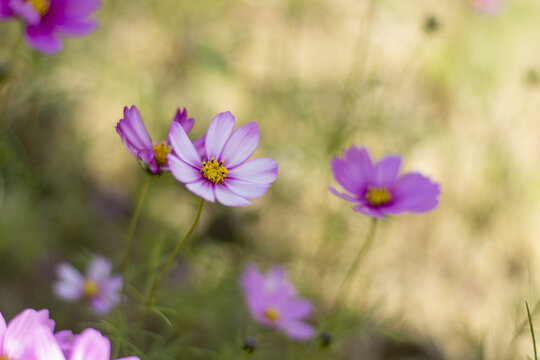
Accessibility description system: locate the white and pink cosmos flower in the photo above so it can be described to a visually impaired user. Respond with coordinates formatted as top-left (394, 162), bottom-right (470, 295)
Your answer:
top-left (167, 111), bottom-right (278, 206)
top-left (0, 308), bottom-right (138, 360)
top-left (53, 255), bottom-right (122, 315)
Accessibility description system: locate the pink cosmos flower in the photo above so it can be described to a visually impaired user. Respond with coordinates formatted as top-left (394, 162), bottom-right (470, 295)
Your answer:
top-left (240, 264), bottom-right (314, 341)
top-left (55, 328), bottom-right (138, 360)
top-left (466, 0), bottom-right (502, 15)
top-left (167, 111), bottom-right (278, 206)
top-left (0, 308), bottom-right (59, 360)
top-left (116, 106), bottom-right (204, 174)
top-left (0, 0), bottom-right (101, 54)
top-left (0, 308), bottom-right (138, 360)
top-left (53, 255), bottom-right (122, 314)
top-left (329, 146), bottom-right (440, 218)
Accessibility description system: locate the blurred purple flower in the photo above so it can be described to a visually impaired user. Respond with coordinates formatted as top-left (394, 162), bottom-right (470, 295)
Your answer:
top-left (58, 328), bottom-right (139, 360)
top-left (329, 146), bottom-right (440, 218)
top-left (0, 0), bottom-right (101, 54)
top-left (467, 0), bottom-right (502, 15)
top-left (116, 105), bottom-right (204, 174)
top-left (54, 255), bottom-right (122, 315)
top-left (167, 111), bottom-right (278, 206)
top-left (240, 264), bottom-right (314, 341)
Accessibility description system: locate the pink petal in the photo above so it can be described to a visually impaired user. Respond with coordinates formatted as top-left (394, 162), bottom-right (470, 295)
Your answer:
top-left (168, 121), bottom-right (201, 168)
top-left (4, 309), bottom-right (44, 358)
top-left (374, 155), bottom-right (401, 187)
top-left (57, 19), bottom-right (97, 36)
top-left (54, 263), bottom-right (84, 300)
top-left (25, 29), bottom-right (63, 55)
top-left (220, 122), bottom-right (259, 168)
top-left (330, 146), bottom-right (374, 196)
top-left (185, 180), bottom-right (216, 202)
top-left (225, 178), bottom-right (270, 199)
top-left (0, 313), bottom-right (6, 354)
top-left (328, 186), bottom-right (361, 204)
top-left (382, 172), bottom-right (440, 214)
top-left (167, 155), bottom-right (202, 184)
top-left (281, 299), bottom-right (312, 319)
top-left (281, 320), bottom-right (314, 341)
top-left (204, 111), bottom-right (235, 160)
top-left (227, 158), bottom-right (278, 184)
top-left (352, 204), bottom-right (385, 218)
top-left (214, 183), bottom-right (251, 206)
top-left (70, 329), bottom-right (110, 360)
top-left (87, 256), bottom-right (111, 282)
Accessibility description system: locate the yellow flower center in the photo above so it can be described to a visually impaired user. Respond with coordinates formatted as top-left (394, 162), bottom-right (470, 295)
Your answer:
top-left (83, 278), bottom-right (99, 297)
top-left (27, 0), bottom-right (50, 15)
top-left (365, 186), bottom-right (391, 206)
top-left (263, 307), bottom-right (280, 322)
top-left (0, 355), bottom-right (11, 360)
top-left (153, 141), bottom-right (171, 166)
top-left (200, 157), bottom-right (228, 184)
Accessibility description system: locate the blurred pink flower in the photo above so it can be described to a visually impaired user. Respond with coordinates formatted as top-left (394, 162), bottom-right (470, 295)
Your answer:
top-left (240, 264), bottom-right (314, 341)
top-left (329, 146), bottom-right (440, 218)
top-left (0, 0), bottom-right (101, 54)
top-left (54, 255), bottom-right (122, 314)
top-left (167, 111), bottom-right (278, 206)
top-left (467, 0), bottom-right (502, 15)
top-left (0, 308), bottom-right (139, 359)
top-left (116, 105), bottom-right (204, 174)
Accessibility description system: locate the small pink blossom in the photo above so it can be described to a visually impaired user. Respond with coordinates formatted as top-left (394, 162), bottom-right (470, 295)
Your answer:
top-left (54, 255), bottom-right (122, 314)
top-left (240, 264), bottom-right (314, 341)
top-left (116, 105), bottom-right (204, 174)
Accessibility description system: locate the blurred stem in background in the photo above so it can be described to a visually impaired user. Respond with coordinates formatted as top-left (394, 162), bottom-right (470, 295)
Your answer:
top-left (333, 218), bottom-right (378, 309)
top-left (122, 176), bottom-right (153, 304)
top-left (137, 198), bottom-right (205, 344)
top-left (527, 301), bottom-right (538, 360)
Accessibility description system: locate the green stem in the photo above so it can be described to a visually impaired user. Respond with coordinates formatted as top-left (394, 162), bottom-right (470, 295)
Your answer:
top-left (527, 301), bottom-right (538, 360)
top-left (121, 176), bottom-right (152, 302)
top-left (137, 198), bottom-right (205, 339)
top-left (333, 218), bottom-right (378, 309)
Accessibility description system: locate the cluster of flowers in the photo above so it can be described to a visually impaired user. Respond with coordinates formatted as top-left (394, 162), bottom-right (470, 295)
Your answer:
top-left (0, 308), bottom-right (138, 359)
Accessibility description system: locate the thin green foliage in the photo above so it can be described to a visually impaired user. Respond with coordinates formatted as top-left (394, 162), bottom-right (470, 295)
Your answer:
top-left (527, 301), bottom-right (538, 360)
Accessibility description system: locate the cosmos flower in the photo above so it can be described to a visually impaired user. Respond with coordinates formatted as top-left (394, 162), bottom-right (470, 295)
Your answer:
top-left (329, 146), bottom-right (440, 218)
top-left (167, 111), bottom-right (278, 206)
top-left (240, 264), bottom-right (314, 341)
top-left (116, 105), bottom-right (204, 174)
top-left (0, 0), bottom-right (101, 54)
top-left (53, 255), bottom-right (122, 315)
top-left (0, 308), bottom-right (58, 360)
top-left (466, 0), bottom-right (502, 15)
top-left (0, 308), bottom-right (139, 360)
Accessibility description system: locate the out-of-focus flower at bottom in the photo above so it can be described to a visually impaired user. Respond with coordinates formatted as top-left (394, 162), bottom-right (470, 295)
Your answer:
top-left (53, 255), bottom-right (122, 314)
top-left (0, 308), bottom-right (139, 360)
top-left (240, 264), bottom-right (314, 341)
top-left (466, 0), bottom-right (502, 16)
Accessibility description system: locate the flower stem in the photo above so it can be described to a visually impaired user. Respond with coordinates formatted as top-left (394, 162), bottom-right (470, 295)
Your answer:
top-left (137, 198), bottom-right (205, 340)
top-left (527, 301), bottom-right (538, 360)
top-left (333, 218), bottom-right (378, 309)
top-left (121, 176), bottom-right (152, 302)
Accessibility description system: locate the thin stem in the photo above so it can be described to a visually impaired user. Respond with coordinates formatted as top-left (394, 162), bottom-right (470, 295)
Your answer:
top-left (333, 218), bottom-right (378, 309)
top-left (527, 301), bottom-right (538, 360)
top-left (122, 176), bottom-right (152, 302)
top-left (137, 198), bottom-right (205, 340)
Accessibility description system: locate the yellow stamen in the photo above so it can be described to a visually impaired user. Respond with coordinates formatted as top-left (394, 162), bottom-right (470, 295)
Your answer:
top-left (83, 278), bottom-right (99, 297)
top-left (0, 356), bottom-right (11, 360)
top-left (28, 0), bottom-right (50, 16)
top-left (263, 307), bottom-right (280, 322)
top-left (365, 186), bottom-right (391, 206)
top-left (153, 141), bottom-right (171, 166)
top-left (200, 157), bottom-right (228, 183)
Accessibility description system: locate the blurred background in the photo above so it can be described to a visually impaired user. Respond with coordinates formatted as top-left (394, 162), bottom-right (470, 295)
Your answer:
top-left (2, 0), bottom-right (540, 358)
